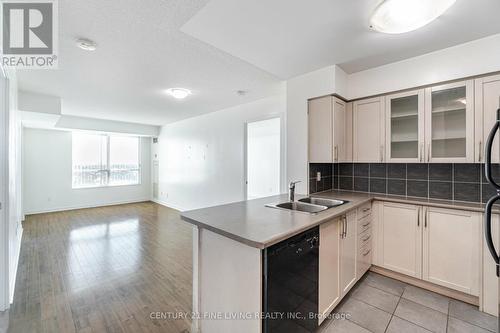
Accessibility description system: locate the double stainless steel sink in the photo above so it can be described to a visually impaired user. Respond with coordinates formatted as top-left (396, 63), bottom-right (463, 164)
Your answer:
top-left (266, 197), bottom-right (348, 214)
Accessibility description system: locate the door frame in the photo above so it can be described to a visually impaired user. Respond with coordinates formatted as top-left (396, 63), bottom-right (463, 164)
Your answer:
top-left (243, 114), bottom-right (285, 200)
top-left (0, 67), bottom-right (9, 311)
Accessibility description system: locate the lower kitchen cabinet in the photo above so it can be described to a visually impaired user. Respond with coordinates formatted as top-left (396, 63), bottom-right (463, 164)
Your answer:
top-left (423, 207), bottom-right (481, 296)
top-left (340, 210), bottom-right (357, 296)
top-left (318, 217), bottom-right (341, 322)
top-left (378, 202), bottom-right (422, 278)
top-left (318, 209), bottom-right (358, 324)
top-left (374, 201), bottom-right (481, 296)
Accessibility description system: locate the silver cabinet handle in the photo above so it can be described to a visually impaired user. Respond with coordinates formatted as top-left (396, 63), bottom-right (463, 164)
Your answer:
top-left (424, 207), bottom-right (428, 228)
top-left (345, 216), bottom-right (348, 236)
top-left (334, 145), bottom-right (338, 162)
top-left (363, 249), bottom-right (371, 256)
top-left (362, 235), bottom-right (371, 242)
top-left (341, 217), bottom-right (345, 239)
top-left (417, 207), bottom-right (420, 227)
top-left (420, 143), bottom-right (424, 162)
top-left (380, 145), bottom-right (384, 162)
top-left (478, 141), bottom-right (482, 162)
top-left (427, 143), bottom-right (431, 162)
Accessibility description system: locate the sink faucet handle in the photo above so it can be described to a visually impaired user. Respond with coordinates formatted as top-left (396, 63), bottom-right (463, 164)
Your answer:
top-left (289, 180), bottom-right (301, 189)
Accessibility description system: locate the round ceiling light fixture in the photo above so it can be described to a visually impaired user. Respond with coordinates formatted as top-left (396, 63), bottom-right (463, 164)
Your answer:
top-left (370, 0), bottom-right (456, 34)
top-left (165, 88), bottom-right (192, 99)
top-left (76, 38), bottom-right (97, 51)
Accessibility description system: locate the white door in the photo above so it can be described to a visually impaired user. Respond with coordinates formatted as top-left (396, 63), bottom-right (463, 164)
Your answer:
top-left (423, 207), bottom-right (480, 296)
top-left (475, 74), bottom-right (500, 163)
top-left (385, 89), bottom-right (425, 163)
top-left (380, 202), bottom-right (422, 278)
top-left (340, 210), bottom-right (357, 296)
top-left (424, 80), bottom-right (474, 163)
top-left (318, 218), bottom-right (341, 324)
top-left (246, 117), bottom-right (281, 200)
top-left (353, 97), bottom-right (385, 162)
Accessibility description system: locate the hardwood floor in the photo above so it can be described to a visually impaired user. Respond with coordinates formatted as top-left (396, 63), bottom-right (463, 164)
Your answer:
top-left (8, 202), bottom-right (193, 333)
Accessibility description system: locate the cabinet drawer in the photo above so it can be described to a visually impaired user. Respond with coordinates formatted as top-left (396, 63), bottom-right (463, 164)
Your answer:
top-left (357, 241), bottom-right (372, 277)
top-left (358, 227), bottom-right (372, 248)
top-left (358, 215), bottom-right (371, 234)
top-left (357, 203), bottom-right (372, 219)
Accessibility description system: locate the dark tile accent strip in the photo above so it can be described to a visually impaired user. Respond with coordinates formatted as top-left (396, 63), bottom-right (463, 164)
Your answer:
top-left (407, 180), bottom-right (428, 198)
top-left (369, 178), bottom-right (387, 194)
top-left (354, 177), bottom-right (369, 192)
top-left (429, 181), bottom-right (452, 200)
top-left (454, 183), bottom-right (480, 203)
top-left (429, 164), bottom-right (452, 181)
top-left (388, 164), bottom-right (406, 179)
top-left (388, 179), bottom-right (405, 196)
top-left (309, 162), bottom-right (491, 203)
top-left (370, 163), bottom-right (387, 178)
top-left (407, 163), bottom-right (428, 180)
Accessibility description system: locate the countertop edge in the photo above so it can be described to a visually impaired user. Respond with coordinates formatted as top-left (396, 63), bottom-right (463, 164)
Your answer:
top-left (180, 192), bottom-right (497, 250)
top-left (180, 215), bottom-right (266, 249)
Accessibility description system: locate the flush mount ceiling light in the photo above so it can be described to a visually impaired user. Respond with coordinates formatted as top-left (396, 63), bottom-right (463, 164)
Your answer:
top-left (76, 38), bottom-right (97, 51)
top-left (165, 88), bottom-right (192, 99)
top-left (370, 0), bottom-right (456, 34)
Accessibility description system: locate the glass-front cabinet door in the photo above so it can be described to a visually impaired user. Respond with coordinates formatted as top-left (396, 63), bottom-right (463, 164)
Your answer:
top-left (385, 90), bottom-right (425, 162)
top-left (425, 80), bottom-right (474, 163)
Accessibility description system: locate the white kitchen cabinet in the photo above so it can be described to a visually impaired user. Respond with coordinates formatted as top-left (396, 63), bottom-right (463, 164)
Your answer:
top-left (423, 207), bottom-right (481, 296)
top-left (353, 96), bottom-right (385, 162)
top-left (340, 210), bottom-right (357, 296)
top-left (308, 96), bottom-right (350, 163)
top-left (385, 89), bottom-right (425, 162)
top-left (318, 217), bottom-right (341, 324)
top-left (475, 74), bottom-right (500, 163)
top-left (379, 202), bottom-right (422, 278)
top-left (424, 80), bottom-right (474, 163)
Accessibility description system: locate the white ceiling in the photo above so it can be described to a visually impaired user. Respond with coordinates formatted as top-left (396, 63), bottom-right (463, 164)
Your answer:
top-left (182, 0), bottom-right (500, 78)
top-left (17, 0), bottom-right (283, 126)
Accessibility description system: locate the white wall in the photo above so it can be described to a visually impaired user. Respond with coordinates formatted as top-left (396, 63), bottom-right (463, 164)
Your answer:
top-left (155, 94), bottom-right (286, 211)
top-left (23, 128), bottom-right (152, 214)
top-left (286, 65), bottom-right (345, 194)
top-left (18, 91), bottom-right (61, 115)
top-left (348, 33), bottom-right (500, 99)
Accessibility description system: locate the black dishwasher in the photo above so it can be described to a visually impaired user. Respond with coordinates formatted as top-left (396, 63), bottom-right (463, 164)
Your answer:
top-left (262, 226), bottom-right (319, 333)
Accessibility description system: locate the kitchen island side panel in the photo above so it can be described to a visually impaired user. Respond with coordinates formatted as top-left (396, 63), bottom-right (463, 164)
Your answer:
top-left (195, 227), bottom-right (262, 333)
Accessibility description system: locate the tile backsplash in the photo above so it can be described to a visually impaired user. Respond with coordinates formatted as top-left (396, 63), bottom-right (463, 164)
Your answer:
top-left (309, 163), bottom-right (500, 204)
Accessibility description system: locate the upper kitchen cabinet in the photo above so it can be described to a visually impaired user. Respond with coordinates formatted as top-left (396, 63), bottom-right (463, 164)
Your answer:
top-left (475, 74), bottom-right (500, 163)
top-left (385, 89), bottom-right (425, 162)
top-left (353, 97), bottom-right (385, 162)
top-left (308, 96), bottom-right (351, 163)
top-left (424, 80), bottom-right (474, 163)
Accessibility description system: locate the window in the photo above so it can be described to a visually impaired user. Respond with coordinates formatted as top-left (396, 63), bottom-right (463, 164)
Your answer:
top-left (72, 133), bottom-right (140, 188)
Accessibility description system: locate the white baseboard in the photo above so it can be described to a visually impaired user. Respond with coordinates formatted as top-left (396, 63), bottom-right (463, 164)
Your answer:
top-left (24, 198), bottom-right (152, 215)
top-left (151, 198), bottom-right (185, 212)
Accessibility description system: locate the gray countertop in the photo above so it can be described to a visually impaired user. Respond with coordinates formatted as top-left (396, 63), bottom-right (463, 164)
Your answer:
top-left (180, 190), bottom-right (493, 249)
